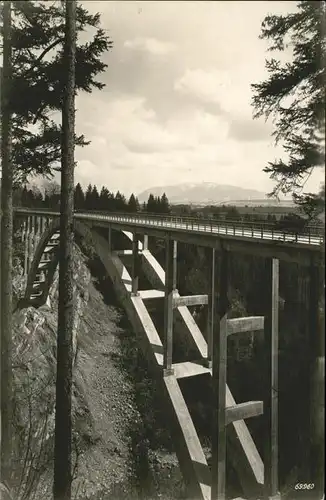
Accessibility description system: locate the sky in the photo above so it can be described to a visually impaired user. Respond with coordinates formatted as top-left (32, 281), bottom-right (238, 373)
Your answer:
top-left (36, 1), bottom-right (326, 197)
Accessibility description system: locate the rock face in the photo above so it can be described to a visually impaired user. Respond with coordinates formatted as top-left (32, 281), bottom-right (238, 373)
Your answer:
top-left (11, 246), bottom-right (136, 500)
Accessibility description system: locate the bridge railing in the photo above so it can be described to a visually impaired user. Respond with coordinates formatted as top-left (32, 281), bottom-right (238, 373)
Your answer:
top-left (13, 207), bottom-right (324, 245)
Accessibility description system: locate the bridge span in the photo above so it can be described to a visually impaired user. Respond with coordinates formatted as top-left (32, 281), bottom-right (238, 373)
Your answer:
top-left (13, 208), bottom-right (324, 500)
top-left (14, 207), bottom-right (324, 264)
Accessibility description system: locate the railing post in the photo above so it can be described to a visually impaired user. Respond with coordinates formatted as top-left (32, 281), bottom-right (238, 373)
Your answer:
top-left (308, 256), bottom-right (324, 498)
top-left (131, 232), bottom-right (140, 296)
top-left (211, 249), bottom-right (229, 500)
top-left (163, 237), bottom-right (174, 375)
top-left (205, 247), bottom-right (215, 368)
top-left (263, 257), bottom-right (279, 499)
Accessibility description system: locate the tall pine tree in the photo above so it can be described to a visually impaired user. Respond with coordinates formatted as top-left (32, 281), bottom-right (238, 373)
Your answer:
top-left (127, 193), bottom-right (139, 213)
top-left (84, 183), bottom-right (93, 210)
top-left (0, 0), bottom-right (13, 486)
top-left (146, 194), bottom-right (155, 213)
top-left (91, 185), bottom-right (100, 210)
top-left (160, 193), bottom-right (170, 214)
top-left (115, 191), bottom-right (127, 211)
top-left (53, 0), bottom-right (76, 497)
top-left (251, 1), bottom-right (325, 201)
top-left (74, 182), bottom-right (85, 210)
top-left (0, 0), bottom-right (113, 182)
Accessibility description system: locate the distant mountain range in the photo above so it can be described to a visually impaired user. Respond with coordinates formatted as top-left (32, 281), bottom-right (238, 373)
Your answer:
top-left (138, 182), bottom-right (279, 205)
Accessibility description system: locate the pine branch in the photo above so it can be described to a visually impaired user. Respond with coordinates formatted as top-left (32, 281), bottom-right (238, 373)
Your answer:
top-left (23, 36), bottom-right (64, 79)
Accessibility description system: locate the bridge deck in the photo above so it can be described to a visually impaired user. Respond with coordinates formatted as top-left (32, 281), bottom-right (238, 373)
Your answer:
top-left (14, 208), bottom-right (324, 265)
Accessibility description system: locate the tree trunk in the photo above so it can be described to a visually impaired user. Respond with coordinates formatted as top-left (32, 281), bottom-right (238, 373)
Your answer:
top-left (53, 1), bottom-right (76, 499)
top-left (0, 0), bottom-right (13, 486)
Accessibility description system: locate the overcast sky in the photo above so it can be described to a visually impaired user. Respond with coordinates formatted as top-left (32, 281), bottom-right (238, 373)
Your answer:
top-left (73, 0), bottom-right (324, 197)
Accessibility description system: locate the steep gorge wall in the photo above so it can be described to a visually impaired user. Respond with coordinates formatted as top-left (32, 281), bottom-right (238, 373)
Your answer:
top-left (11, 247), bottom-right (136, 500)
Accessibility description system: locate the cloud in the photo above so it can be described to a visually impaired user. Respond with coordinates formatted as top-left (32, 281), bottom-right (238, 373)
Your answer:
top-left (173, 66), bottom-right (276, 144)
top-left (228, 118), bottom-right (274, 142)
top-left (74, 92), bottom-right (277, 195)
top-left (124, 37), bottom-right (175, 55)
top-left (174, 68), bottom-right (230, 105)
top-left (69, 1), bottom-right (324, 197)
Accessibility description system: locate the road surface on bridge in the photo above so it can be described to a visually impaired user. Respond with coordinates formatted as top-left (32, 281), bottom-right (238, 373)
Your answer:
top-left (14, 207), bottom-right (324, 247)
top-left (75, 211), bottom-right (323, 247)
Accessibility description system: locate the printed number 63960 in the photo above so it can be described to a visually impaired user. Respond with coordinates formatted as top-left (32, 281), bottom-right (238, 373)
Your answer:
top-left (294, 483), bottom-right (315, 490)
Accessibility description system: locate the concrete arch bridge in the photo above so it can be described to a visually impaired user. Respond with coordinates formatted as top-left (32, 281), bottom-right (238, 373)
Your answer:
top-left (13, 208), bottom-right (324, 500)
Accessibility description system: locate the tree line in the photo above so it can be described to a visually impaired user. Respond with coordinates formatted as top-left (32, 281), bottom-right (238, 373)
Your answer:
top-left (14, 182), bottom-right (324, 234)
top-left (14, 182), bottom-right (172, 214)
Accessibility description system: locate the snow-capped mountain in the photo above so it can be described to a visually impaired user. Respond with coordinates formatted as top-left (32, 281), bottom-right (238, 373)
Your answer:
top-left (138, 182), bottom-right (268, 205)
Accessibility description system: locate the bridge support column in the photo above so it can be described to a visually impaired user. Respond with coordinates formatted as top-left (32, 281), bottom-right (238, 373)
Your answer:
top-left (211, 249), bottom-right (229, 500)
top-left (24, 216), bottom-right (30, 277)
top-left (131, 232), bottom-right (140, 296)
top-left (143, 234), bottom-right (148, 250)
top-left (205, 248), bottom-right (215, 368)
top-left (108, 226), bottom-right (112, 252)
top-left (21, 218), bottom-right (26, 243)
top-left (263, 258), bottom-right (279, 500)
top-left (40, 216), bottom-right (45, 235)
top-left (28, 216), bottom-right (35, 272)
top-left (163, 237), bottom-right (176, 375)
top-left (308, 257), bottom-right (324, 498)
top-left (34, 216), bottom-right (41, 252)
top-left (173, 240), bottom-right (177, 292)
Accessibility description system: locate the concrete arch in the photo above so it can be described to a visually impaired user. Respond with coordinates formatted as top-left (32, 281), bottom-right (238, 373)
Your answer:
top-left (24, 219), bottom-right (110, 307)
top-left (24, 218), bottom-right (60, 306)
